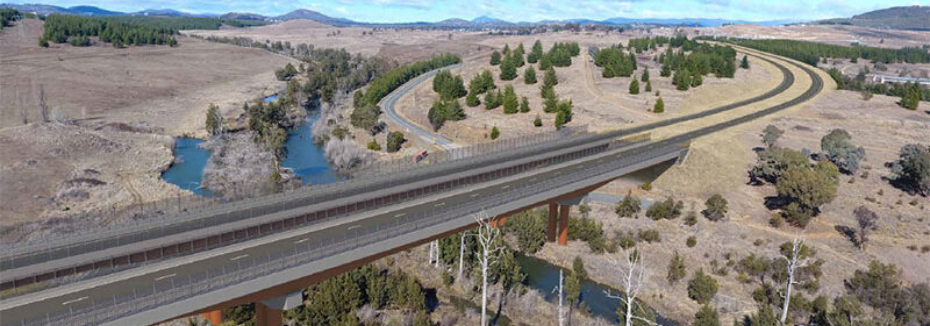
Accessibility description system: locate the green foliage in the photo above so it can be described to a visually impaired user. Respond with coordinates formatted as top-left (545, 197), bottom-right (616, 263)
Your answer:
top-left (741, 55), bottom-right (750, 69)
top-left (674, 67), bottom-right (691, 91)
top-left (223, 304), bottom-right (255, 326)
top-left (367, 139), bottom-right (381, 151)
top-left (888, 144), bottom-right (930, 196)
top-left (490, 126), bottom-right (500, 140)
top-left (660, 63), bottom-right (671, 77)
top-left (899, 81), bottom-right (922, 110)
top-left (205, 103), bottom-right (221, 135)
top-left (504, 209), bottom-right (547, 253)
top-left (686, 236), bottom-right (697, 248)
top-left (533, 115), bottom-right (542, 127)
top-left (353, 54), bottom-right (461, 127)
top-left (500, 54), bottom-right (518, 80)
top-left (0, 8), bottom-right (21, 30)
top-left (653, 97), bottom-right (664, 113)
top-left (490, 51), bottom-right (501, 65)
top-left (529, 40), bottom-right (543, 64)
top-left (646, 197), bottom-right (683, 220)
top-left (484, 89), bottom-right (502, 110)
top-left (42, 14), bottom-right (258, 47)
top-left (432, 70), bottom-right (467, 100)
top-left (747, 304), bottom-right (778, 326)
top-left (703, 194), bottom-right (728, 221)
top-left (719, 38), bottom-right (930, 66)
top-left (68, 35), bottom-right (91, 46)
top-left (524, 66), bottom-right (537, 84)
top-left (428, 99), bottom-right (466, 131)
top-left (469, 70), bottom-right (496, 95)
top-left (543, 42), bottom-right (579, 68)
top-left (667, 251), bottom-right (688, 284)
top-left (386, 131), bottom-right (405, 153)
top-left (750, 147), bottom-right (809, 184)
top-left (693, 305), bottom-right (721, 326)
top-left (688, 270), bottom-right (719, 304)
top-left (641, 68), bottom-right (650, 82)
top-left (762, 125), bottom-right (784, 148)
top-left (629, 79), bottom-right (640, 94)
top-left (513, 43), bottom-right (525, 67)
top-left (637, 229), bottom-right (661, 243)
top-left (615, 192), bottom-right (641, 218)
top-left (275, 63), bottom-right (298, 81)
top-left (595, 47), bottom-right (636, 77)
top-left (244, 100), bottom-right (289, 158)
top-left (645, 80), bottom-right (652, 93)
top-left (502, 85), bottom-right (519, 114)
top-left (568, 216), bottom-right (608, 253)
top-left (520, 96), bottom-right (530, 113)
top-left (466, 91), bottom-right (480, 107)
top-left (821, 129), bottom-right (865, 174)
top-left (776, 162), bottom-right (838, 226)
top-left (543, 67), bottom-right (559, 87)
top-left (554, 100), bottom-right (573, 129)
top-left (641, 182), bottom-right (652, 191)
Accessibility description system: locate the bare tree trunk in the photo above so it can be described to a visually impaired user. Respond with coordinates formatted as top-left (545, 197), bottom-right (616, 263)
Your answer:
top-left (434, 239), bottom-right (440, 268)
top-left (558, 269), bottom-right (565, 326)
top-left (458, 232), bottom-right (466, 280)
top-left (37, 84), bottom-right (49, 123)
top-left (606, 250), bottom-right (653, 326)
top-left (475, 212), bottom-right (500, 326)
top-left (781, 236), bottom-right (805, 324)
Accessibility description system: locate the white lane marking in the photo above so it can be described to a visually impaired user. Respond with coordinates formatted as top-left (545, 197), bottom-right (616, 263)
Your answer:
top-left (347, 224), bottom-right (361, 230)
top-left (154, 273), bottom-right (176, 281)
top-left (294, 238), bottom-right (310, 244)
top-left (470, 193), bottom-right (480, 198)
top-left (62, 296), bottom-right (88, 305)
top-left (229, 254), bottom-right (249, 261)
top-left (435, 202), bottom-right (446, 207)
top-left (394, 213), bottom-right (406, 218)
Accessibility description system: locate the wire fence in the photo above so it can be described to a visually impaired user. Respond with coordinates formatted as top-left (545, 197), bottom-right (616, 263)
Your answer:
top-left (10, 141), bottom-right (684, 326)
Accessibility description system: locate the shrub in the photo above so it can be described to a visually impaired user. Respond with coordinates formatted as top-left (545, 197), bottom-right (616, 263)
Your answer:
top-left (505, 209), bottom-right (547, 253)
top-left (386, 131), bottom-right (405, 153)
top-left (524, 66), bottom-right (537, 84)
top-left (762, 125), bottom-right (784, 148)
top-left (653, 97), bottom-right (664, 113)
top-left (703, 194), bottom-right (728, 221)
top-left (367, 139), bottom-right (381, 151)
top-left (637, 229), bottom-right (661, 243)
top-left (490, 127), bottom-right (500, 140)
top-left (533, 115), bottom-right (542, 127)
top-left (641, 182), bottom-right (652, 191)
top-left (693, 305), bottom-right (721, 326)
top-left (520, 97), bottom-right (530, 113)
top-left (888, 144), bottom-right (930, 196)
top-left (686, 236), bottom-right (697, 248)
top-left (667, 251), bottom-right (687, 284)
top-left (428, 99), bottom-right (465, 131)
top-left (750, 147), bottom-right (809, 184)
top-left (615, 192), bottom-right (641, 218)
top-left (688, 269), bottom-right (719, 304)
top-left (568, 217), bottom-right (608, 253)
top-left (614, 231), bottom-right (636, 250)
top-left (629, 79), bottom-right (640, 94)
top-left (821, 129), bottom-right (865, 174)
top-left (646, 197), bottom-right (683, 220)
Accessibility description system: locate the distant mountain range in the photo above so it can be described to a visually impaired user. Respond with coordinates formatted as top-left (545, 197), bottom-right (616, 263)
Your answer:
top-left (818, 6), bottom-right (930, 31)
top-left (2, 3), bottom-right (922, 30)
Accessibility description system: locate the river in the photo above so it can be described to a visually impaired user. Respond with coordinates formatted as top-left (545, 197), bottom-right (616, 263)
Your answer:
top-left (162, 95), bottom-right (337, 195)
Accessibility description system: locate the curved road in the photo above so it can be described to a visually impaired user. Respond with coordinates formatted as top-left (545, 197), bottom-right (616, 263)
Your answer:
top-left (379, 64), bottom-right (462, 150)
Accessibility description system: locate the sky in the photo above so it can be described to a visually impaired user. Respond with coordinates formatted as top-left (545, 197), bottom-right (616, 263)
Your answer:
top-left (7, 0), bottom-right (930, 23)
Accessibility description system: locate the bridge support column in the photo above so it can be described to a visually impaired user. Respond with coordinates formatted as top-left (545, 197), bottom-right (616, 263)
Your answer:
top-left (201, 310), bottom-right (223, 326)
top-left (558, 205), bottom-right (570, 246)
top-left (255, 302), bottom-right (283, 326)
top-left (547, 202), bottom-right (558, 242)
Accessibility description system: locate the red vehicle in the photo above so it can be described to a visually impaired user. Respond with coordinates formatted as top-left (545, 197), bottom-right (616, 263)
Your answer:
top-left (413, 149), bottom-right (428, 163)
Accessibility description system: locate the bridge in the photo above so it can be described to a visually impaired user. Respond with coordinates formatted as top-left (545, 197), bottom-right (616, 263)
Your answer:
top-left (0, 49), bottom-right (823, 326)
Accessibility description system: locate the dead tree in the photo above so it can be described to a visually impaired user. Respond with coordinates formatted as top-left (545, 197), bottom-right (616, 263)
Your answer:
top-left (854, 205), bottom-right (878, 251)
top-left (36, 84), bottom-right (49, 123)
top-left (475, 211), bottom-right (502, 326)
top-left (606, 250), bottom-right (655, 326)
top-left (780, 235), bottom-right (810, 324)
top-left (556, 269), bottom-right (565, 326)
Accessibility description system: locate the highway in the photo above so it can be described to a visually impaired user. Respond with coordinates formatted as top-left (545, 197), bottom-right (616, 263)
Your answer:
top-left (379, 63), bottom-right (461, 149)
top-left (0, 49), bottom-right (823, 326)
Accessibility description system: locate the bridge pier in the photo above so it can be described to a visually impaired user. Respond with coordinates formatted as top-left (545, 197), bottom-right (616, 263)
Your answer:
top-left (255, 302), bottom-right (282, 326)
top-left (201, 310), bottom-right (223, 325)
top-left (547, 203), bottom-right (558, 242)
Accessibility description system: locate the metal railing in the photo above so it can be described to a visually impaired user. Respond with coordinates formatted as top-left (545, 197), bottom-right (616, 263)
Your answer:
top-left (10, 140), bottom-right (684, 326)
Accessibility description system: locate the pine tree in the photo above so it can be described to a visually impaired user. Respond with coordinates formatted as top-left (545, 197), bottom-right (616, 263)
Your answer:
top-left (484, 91), bottom-right (498, 110)
top-left (667, 251), bottom-right (687, 284)
top-left (641, 68), bottom-right (650, 82)
top-left (490, 51), bottom-right (501, 65)
top-left (490, 127), bottom-right (500, 140)
top-left (520, 96), bottom-right (531, 113)
top-left (502, 85), bottom-right (519, 114)
top-left (645, 80), bottom-right (652, 92)
top-left (534, 115), bottom-right (542, 127)
top-left (544, 67), bottom-right (558, 87)
top-left (660, 63), bottom-right (671, 77)
top-left (205, 103), bottom-right (221, 135)
top-left (466, 91), bottom-right (480, 107)
top-left (741, 55), bottom-right (750, 69)
top-left (629, 79), bottom-right (640, 95)
top-left (691, 73), bottom-right (703, 87)
top-left (654, 97), bottom-right (664, 113)
top-left (524, 66), bottom-right (537, 84)
top-left (500, 54), bottom-right (518, 81)
top-left (502, 44), bottom-right (511, 55)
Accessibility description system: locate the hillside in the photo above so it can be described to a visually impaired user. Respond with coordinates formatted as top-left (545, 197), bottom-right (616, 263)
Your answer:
top-left (273, 9), bottom-right (353, 26)
top-left (828, 5), bottom-right (930, 30)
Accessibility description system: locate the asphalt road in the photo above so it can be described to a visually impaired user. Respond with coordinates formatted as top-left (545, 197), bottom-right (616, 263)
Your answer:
top-left (1, 50), bottom-right (824, 326)
top-left (379, 64), bottom-right (462, 150)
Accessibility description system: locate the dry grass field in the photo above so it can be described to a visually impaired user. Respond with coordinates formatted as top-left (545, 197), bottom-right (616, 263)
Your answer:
top-left (0, 18), bottom-right (294, 226)
top-left (183, 19), bottom-right (491, 64)
top-left (0, 19), bottom-right (294, 136)
top-left (684, 24), bottom-right (930, 49)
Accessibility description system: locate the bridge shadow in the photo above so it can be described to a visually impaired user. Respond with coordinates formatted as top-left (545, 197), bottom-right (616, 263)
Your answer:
top-left (602, 159), bottom-right (678, 190)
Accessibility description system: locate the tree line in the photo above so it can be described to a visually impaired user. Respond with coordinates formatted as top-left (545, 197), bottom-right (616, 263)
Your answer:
top-left (40, 14), bottom-right (265, 47)
top-left (0, 8), bottom-right (21, 30)
top-left (827, 67), bottom-right (928, 110)
top-left (351, 54), bottom-right (461, 131)
top-left (712, 37), bottom-right (930, 66)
